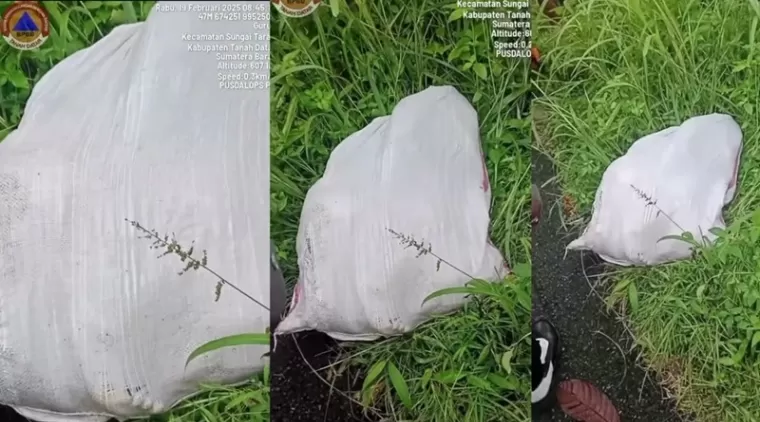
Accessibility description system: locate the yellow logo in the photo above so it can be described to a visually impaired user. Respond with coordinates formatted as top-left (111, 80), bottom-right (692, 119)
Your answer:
top-left (272, 0), bottom-right (321, 18)
top-left (1, 1), bottom-right (49, 50)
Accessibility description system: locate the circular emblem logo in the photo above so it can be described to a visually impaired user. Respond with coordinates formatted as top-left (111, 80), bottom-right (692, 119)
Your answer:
top-left (1, 1), bottom-right (50, 50)
top-left (272, 0), bottom-right (321, 18)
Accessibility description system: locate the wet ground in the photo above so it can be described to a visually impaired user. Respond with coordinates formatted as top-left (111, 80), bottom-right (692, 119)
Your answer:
top-left (270, 331), bottom-right (375, 422)
top-left (531, 149), bottom-right (689, 421)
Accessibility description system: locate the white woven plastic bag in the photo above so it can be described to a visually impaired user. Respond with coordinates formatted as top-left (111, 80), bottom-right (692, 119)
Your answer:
top-left (0, 2), bottom-right (269, 421)
top-left (567, 113), bottom-right (742, 266)
top-left (275, 86), bottom-right (507, 341)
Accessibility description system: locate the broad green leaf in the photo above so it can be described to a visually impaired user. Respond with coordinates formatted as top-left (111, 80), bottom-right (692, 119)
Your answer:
top-left (752, 331), bottom-right (760, 349)
top-left (467, 374), bottom-right (493, 390)
top-left (362, 360), bottom-right (387, 392)
top-left (487, 373), bottom-right (520, 390)
top-left (512, 262), bottom-right (531, 279)
top-left (612, 278), bottom-right (632, 294)
top-left (473, 63), bottom-right (488, 80)
top-left (628, 282), bottom-right (639, 312)
top-left (501, 349), bottom-right (514, 374)
top-left (8, 71), bottom-right (28, 90)
top-left (433, 370), bottom-right (464, 384)
top-left (448, 8), bottom-right (466, 22)
top-left (387, 362), bottom-right (412, 410)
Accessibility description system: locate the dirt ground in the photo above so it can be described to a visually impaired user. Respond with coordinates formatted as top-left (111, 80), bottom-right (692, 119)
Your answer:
top-left (270, 331), bottom-right (376, 422)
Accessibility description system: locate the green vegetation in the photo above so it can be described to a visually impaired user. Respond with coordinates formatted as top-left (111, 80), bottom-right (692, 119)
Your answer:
top-left (535, 0), bottom-right (760, 420)
top-left (271, 1), bottom-right (531, 421)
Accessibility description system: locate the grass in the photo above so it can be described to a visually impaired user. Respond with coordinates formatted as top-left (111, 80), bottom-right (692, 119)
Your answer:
top-left (271, 1), bottom-right (531, 421)
top-left (0, 1), bottom-right (268, 421)
top-left (534, 0), bottom-right (760, 420)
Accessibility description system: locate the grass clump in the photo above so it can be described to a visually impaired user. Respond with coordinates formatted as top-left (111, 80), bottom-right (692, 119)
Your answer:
top-left (0, 1), bottom-right (268, 421)
top-left (534, 0), bottom-right (760, 420)
top-left (271, 1), bottom-right (531, 421)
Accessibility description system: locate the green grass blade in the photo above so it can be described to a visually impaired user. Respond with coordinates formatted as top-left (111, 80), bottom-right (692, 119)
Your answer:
top-left (186, 333), bottom-right (269, 367)
top-left (421, 286), bottom-right (473, 305)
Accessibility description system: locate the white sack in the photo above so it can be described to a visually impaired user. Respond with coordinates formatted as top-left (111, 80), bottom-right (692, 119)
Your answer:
top-left (567, 113), bottom-right (742, 266)
top-left (275, 86), bottom-right (507, 342)
top-left (0, 2), bottom-right (269, 421)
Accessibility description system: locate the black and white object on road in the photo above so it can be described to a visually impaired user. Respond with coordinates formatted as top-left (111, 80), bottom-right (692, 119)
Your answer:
top-left (532, 318), bottom-right (560, 410)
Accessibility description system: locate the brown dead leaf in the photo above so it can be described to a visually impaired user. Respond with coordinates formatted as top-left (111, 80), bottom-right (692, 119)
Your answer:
top-left (557, 379), bottom-right (621, 422)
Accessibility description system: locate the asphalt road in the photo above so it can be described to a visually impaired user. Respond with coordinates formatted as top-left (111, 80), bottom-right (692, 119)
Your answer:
top-left (531, 150), bottom-right (689, 422)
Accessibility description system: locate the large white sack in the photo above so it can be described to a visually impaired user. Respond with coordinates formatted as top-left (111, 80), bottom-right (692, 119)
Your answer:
top-left (567, 113), bottom-right (742, 266)
top-left (0, 2), bottom-right (269, 421)
top-left (275, 86), bottom-right (508, 342)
